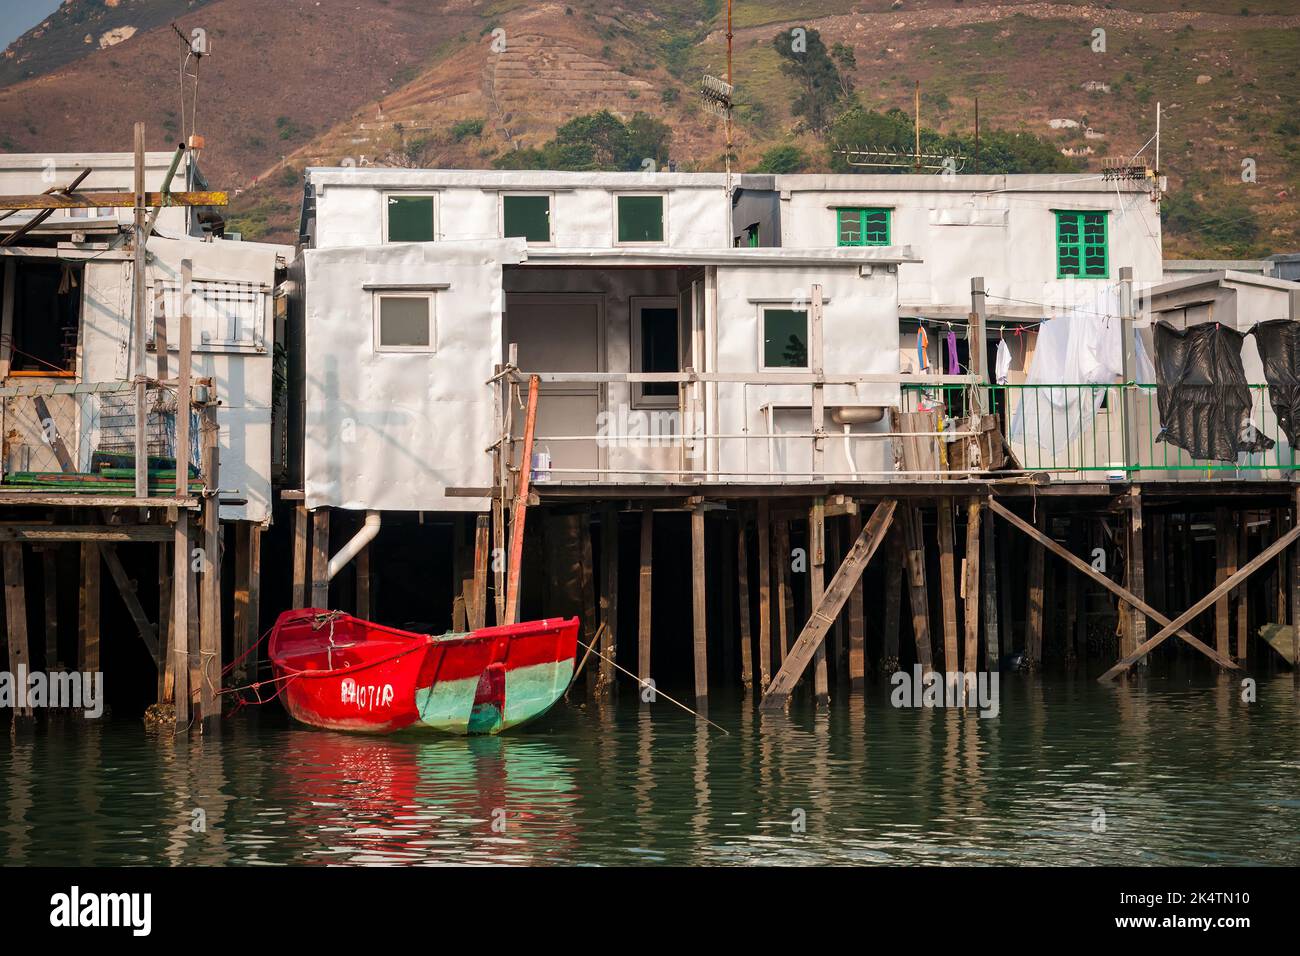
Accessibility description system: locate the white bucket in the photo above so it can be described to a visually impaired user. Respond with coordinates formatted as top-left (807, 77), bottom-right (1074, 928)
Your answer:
top-left (530, 447), bottom-right (552, 482)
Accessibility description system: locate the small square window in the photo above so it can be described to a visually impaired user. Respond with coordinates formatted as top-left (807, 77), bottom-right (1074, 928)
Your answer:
top-left (762, 308), bottom-right (809, 369)
top-left (385, 194), bottom-right (435, 242)
top-left (837, 208), bottom-right (890, 246)
top-left (1055, 210), bottom-right (1108, 278)
top-left (375, 294), bottom-right (433, 350)
top-left (503, 194), bottom-right (551, 243)
top-left (617, 195), bottom-right (664, 243)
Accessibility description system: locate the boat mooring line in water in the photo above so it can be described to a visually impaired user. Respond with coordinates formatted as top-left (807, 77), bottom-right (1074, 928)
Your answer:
top-left (573, 637), bottom-right (731, 735)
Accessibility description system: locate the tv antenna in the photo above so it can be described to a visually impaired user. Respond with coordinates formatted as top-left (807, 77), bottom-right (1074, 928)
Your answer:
top-left (832, 81), bottom-right (964, 173)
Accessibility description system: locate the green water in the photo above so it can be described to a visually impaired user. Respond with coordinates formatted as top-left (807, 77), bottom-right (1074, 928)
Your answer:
top-left (1, 675), bottom-right (1297, 866)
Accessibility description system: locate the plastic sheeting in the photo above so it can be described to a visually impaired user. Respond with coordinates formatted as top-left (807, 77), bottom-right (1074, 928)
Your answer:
top-left (1252, 319), bottom-right (1300, 446)
top-left (1152, 320), bottom-right (1273, 462)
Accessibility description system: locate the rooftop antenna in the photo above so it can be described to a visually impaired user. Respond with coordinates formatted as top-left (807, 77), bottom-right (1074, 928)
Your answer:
top-left (699, 2), bottom-right (735, 237)
top-left (833, 79), bottom-right (964, 173)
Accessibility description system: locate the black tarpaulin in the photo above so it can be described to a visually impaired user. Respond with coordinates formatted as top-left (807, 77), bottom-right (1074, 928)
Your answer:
top-left (1153, 320), bottom-right (1273, 462)
top-left (1251, 319), bottom-right (1300, 446)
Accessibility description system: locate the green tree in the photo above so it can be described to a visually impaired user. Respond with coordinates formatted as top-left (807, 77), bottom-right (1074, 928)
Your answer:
top-left (773, 28), bottom-right (847, 136)
top-left (754, 144), bottom-right (809, 173)
top-left (492, 111), bottom-right (673, 171)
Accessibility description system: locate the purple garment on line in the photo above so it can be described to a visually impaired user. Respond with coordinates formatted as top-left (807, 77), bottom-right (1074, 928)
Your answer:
top-left (946, 331), bottom-right (959, 374)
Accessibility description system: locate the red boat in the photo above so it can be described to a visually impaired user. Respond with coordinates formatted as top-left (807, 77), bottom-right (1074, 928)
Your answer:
top-left (267, 609), bottom-right (579, 735)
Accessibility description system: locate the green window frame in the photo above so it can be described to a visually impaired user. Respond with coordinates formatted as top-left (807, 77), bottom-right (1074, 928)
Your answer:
top-left (836, 207), bottom-right (890, 246)
top-left (502, 194), bottom-right (551, 243)
top-left (385, 194), bottom-right (436, 243)
top-left (1055, 210), bottom-right (1108, 278)
top-left (616, 194), bottom-right (665, 243)
top-left (762, 308), bottom-right (809, 370)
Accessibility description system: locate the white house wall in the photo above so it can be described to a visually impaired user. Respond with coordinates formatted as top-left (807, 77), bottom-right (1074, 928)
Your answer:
top-left (302, 238), bottom-right (525, 513)
top-left (309, 170), bottom-right (731, 250)
top-left (776, 174), bottom-right (1163, 310)
top-left (79, 235), bottom-right (287, 522)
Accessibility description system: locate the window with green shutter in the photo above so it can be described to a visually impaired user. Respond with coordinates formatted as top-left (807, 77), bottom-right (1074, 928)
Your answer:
top-left (386, 195), bottom-right (436, 242)
top-left (836, 208), bottom-right (890, 246)
top-left (1055, 210), bottom-right (1108, 278)
top-left (503, 194), bottom-right (551, 243)
top-left (617, 195), bottom-right (664, 243)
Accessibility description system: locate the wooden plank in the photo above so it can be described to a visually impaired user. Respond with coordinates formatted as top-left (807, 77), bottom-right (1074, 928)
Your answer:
top-left (964, 498), bottom-right (981, 672)
top-left (737, 515), bottom-right (753, 689)
top-left (1292, 490), bottom-right (1300, 671)
top-left (100, 542), bottom-right (160, 667)
top-left (847, 508), bottom-right (866, 688)
top-left (761, 500), bottom-right (896, 707)
top-left (199, 422), bottom-right (221, 732)
top-left (492, 494), bottom-right (506, 625)
top-left (883, 525), bottom-right (903, 671)
top-left (470, 514), bottom-right (489, 631)
top-left (451, 518), bottom-right (467, 632)
top-left (31, 396), bottom-right (74, 472)
top-left (176, 259), bottom-right (192, 502)
top-left (247, 524), bottom-right (261, 679)
top-left (598, 507), bottom-right (618, 697)
top-left (989, 498), bottom-right (1243, 676)
top-left (232, 523), bottom-right (251, 683)
top-left (691, 502), bottom-right (708, 704)
top-left (356, 534), bottom-right (371, 620)
top-left (937, 501), bottom-right (960, 675)
top-left (809, 498), bottom-right (829, 704)
top-left (158, 542), bottom-right (171, 703)
top-left (774, 517), bottom-right (791, 664)
top-left (1128, 489), bottom-right (1147, 656)
top-left (291, 504), bottom-right (307, 609)
top-left (39, 548), bottom-right (59, 669)
top-left (1025, 507), bottom-right (1046, 668)
top-left (757, 499), bottom-right (772, 691)
top-left (982, 503), bottom-right (1000, 667)
top-left (580, 515), bottom-right (599, 697)
top-left (638, 506), bottom-right (652, 692)
top-left (1236, 517), bottom-right (1248, 663)
top-left (3, 543), bottom-right (32, 718)
top-left (172, 514), bottom-right (190, 729)
top-left (1098, 520), bottom-right (1300, 681)
top-left (0, 190), bottom-right (228, 209)
top-left (901, 505), bottom-right (934, 671)
top-left (79, 542), bottom-right (100, 676)
top-left (504, 375), bottom-right (540, 625)
top-left (1215, 507), bottom-right (1231, 661)
top-left (133, 125), bottom-right (148, 500)
top-left (827, 517), bottom-right (843, 673)
top-left (310, 509), bottom-right (329, 609)
top-left (0, 525), bottom-right (173, 543)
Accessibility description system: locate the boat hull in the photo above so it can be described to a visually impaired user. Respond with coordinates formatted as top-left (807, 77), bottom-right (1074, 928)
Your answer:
top-left (268, 610), bottom-right (579, 735)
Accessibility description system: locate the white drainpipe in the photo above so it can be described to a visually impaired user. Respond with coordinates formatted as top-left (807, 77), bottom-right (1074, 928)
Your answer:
top-left (327, 510), bottom-right (381, 581)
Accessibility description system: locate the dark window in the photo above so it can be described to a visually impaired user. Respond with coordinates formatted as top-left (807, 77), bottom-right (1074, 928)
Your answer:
top-left (10, 260), bottom-right (80, 374)
top-left (503, 194), bottom-right (550, 242)
top-left (639, 306), bottom-right (679, 398)
top-left (386, 195), bottom-right (435, 242)
top-left (377, 295), bottom-right (431, 349)
top-left (763, 308), bottom-right (808, 368)
top-left (617, 195), bottom-right (664, 243)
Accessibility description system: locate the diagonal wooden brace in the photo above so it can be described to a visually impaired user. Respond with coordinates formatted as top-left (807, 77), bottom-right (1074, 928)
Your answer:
top-left (987, 497), bottom-right (1241, 676)
top-left (760, 499), bottom-right (897, 708)
top-left (1098, 517), bottom-right (1300, 681)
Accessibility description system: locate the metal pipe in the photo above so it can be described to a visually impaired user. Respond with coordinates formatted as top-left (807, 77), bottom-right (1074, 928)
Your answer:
top-left (327, 510), bottom-right (381, 581)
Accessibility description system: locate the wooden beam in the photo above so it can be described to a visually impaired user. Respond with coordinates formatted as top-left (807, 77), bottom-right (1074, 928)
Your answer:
top-left (0, 525), bottom-right (173, 543)
top-left (761, 499), bottom-right (896, 707)
top-left (964, 498), bottom-right (981, 672)
top-left (310, 509), bottom-right (329, 609)
top-left (882, 524), bottom-right (902, 672)
top-left (172, 514), bottom-right (190, 730)
top-left (1128, 489), bottom-right (1147, 656)
top-left (503, 375), bottom-right (539, 625)
top-left (1025, 507), bottom-right (1046, 668)
top-left (100, 542), bottom-right (160, 667)
top-left (232, 523), bottom-right (252, 683)
top-left (31, 396), bottom-right (74, 472)
top-left (809, 498), bottom-right (829, 705)
top-left (757, 499), bottom-right (772, 691)
top-left (176, 259), bottom-right (193, 502)
top-left (937, 501), bottom-right (960, 677)
top-left (356, 533), bottom-right (371, 621)
top-left (492, 494), bottom-right (506, 625)
top-left (774, 516), bottom-right (791, 664)
top-left (737, 515), bottom-right (753, 690)
top-left (1215, 507), bottom-right (1232, 662)
top-left (579, 515), bottom-right (599, 697)
top-left (1293, 490), bottom-right (1300, 673)
top-left (0, 191), bottom-right (228, 210)
top-left (199, 418), bottom-right (221, 732)
top-left (1236, 517), bottom-right (1248, 663)
top-left (638, 506), bottom-right (653, 696)
top-left (691, 502), bottom-right (708, 705)
top-left (158, 542), bottom-right (171, 703)
top-left (40, 548), bottom-right (60, 670)
top-left (3, 543), bottom-right (32, 719)
top-left (291, 504), bottom-right (308, 609)
top-left (470, 514), bottom-right (489, 630)
top-left (901, 506), bottom-right (934, 672)
top-left (847, 508), bottom-right (866, 688)
top-left (598, 507), bottom-right (618, 697)
top-left (981, 501), bottom-right (1000, 667)
top-left (79, 542), bottom-right (100, 676)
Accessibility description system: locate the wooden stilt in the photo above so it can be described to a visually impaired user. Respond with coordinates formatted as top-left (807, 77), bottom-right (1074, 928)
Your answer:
top-left (737, 514), bottom-right (753, 690)
top-left (883, 524), bottom-right (903, 672)
top-left (847, 508), bottom-right (866, 688)
top-left (691, 502), bottom-right (708, 706)
top-left (1215, 506), bottom-right (1231, 663)
top-left (158, 542), bottom-right (172, 703)
top-left (637, 506), bottom-right (652, 696)
top-left (310, 509), bottom-right (329, 609)
top-left (1025, 507), bottom-right (1046, 668)
top-left (233, 522), bottom-right (252, 684)
top-left (1292, 489), bottom-right (1300, 674)
top-left (492, 495), bottom-right (506, 625)
top-left (1149, 512), bottom-right (1166, 614)
top-left (809, 498), bottom-right (829, 705)
top-left (40, 547), bottom-right (59, 670)
top-left (356, 533), bottom-right (371, 621)
top-left (757, 499), bottom-right (772, 691)
top-left (248, 525), bottom-right (261, 677)
top-left (4, 544), bottom-right (32, 720)
top-left (1274, 507), bottom-right (1287, 626)
top-left (826, 516), bottom-right (843, 678)
top-left (963, 498), bottom-right (981, 673)
top-left (79, 542), bottom-right (100, 676)
top-left (172, 514), bottom-right (190, 730)
top-left (761, 500), bottom-right (896, 707)
top-left (292, 504), bottom-right (308, 609)
top-left (1236, 517), bottom-right (1248, 663)
top-left (1128, 489), bottom-right (1147, 660)
top-left (580, 514), bottom-right (599, 696)
top-left (451, 517), bottom-right (468, 632)
top-left (470, 514), bottom-right (488, 630)
top-left (901, 506), bottom-right (934, 672)
top-left (982, 508), bottom-right (999, 669)
top-left (937, 500), bottom-right (960, 678)
top-left (775, 517), bottom-right (791, 664)
top-left (597, 507), bottom-right (618, 698)
top-left (199, 424), bottom-right (222, 732)
top-left (503, 375), bottom-right (540, 625)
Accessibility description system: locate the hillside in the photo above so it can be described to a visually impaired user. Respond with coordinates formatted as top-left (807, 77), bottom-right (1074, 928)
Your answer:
top-left (1, 0), bottom-right (1296, 256)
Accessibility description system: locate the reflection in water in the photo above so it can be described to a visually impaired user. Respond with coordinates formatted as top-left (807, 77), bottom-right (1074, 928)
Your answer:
top-left (0, 675), bottom-right (1298, 865)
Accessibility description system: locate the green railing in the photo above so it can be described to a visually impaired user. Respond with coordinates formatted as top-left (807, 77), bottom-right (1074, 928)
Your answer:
top-left (900, 383), bottom-right (1297, 480)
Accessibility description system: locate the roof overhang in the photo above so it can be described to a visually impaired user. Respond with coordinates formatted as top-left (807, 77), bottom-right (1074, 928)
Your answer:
top-left (516, 246), bottom-right (919, 267)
